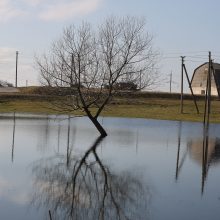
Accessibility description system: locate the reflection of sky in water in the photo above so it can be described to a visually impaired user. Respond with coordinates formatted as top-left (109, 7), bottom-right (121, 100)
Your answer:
top-left (0, 115), bottom-right (219, 219)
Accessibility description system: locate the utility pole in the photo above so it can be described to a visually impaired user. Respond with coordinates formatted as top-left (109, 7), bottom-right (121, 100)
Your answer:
top-left (61, 63), bottom-right (63, 87)
top-left (139, 70), bottom-right (142, 89)
top-left (169, 71), bottom-right (172, 93)
top-left (201, 51), bottom-right (212, 195)
top-left (180, 56), bottom-right (199, 114)
top-left (15, 51), bottom-right (18, 88)
top-left (71, 53), bottom-right (74, 86)
top-left (203, 51), bottom-right (212, 127)
top-left (207, 52), bottom-right (212, 122)
top-left (180, 56), bottom-right (185, 113)
top-left (183, 64), bottom-right (199, 114)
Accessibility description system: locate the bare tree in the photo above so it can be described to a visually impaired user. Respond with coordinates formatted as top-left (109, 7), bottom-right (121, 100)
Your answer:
top-left (36, 16), bottom-right (158, 136)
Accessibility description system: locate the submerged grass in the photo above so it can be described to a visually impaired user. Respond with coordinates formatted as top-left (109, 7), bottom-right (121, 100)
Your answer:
top-left (0, 96), bottom-right (219, 123)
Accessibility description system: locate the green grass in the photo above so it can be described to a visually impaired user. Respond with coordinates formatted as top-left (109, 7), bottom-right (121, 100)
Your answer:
top-left (0, 97), bottom-right (219, 123)
top-left (101, 99), bottom-right (220, 123)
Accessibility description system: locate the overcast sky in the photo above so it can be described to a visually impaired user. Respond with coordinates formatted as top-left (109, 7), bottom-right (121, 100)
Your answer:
top-left (0, 0), bottom-right (220, 91)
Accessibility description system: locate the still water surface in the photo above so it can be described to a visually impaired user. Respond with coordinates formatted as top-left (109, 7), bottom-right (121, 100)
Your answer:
top-left (0, 114), bottom-right (220, 220)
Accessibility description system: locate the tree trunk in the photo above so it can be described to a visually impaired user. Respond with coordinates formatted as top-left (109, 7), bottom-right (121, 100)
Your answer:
top-left (88, 115), bottom-right (107, 137)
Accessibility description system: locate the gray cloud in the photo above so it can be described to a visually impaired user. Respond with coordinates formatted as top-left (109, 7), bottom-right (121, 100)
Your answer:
top-left (39, 0), bottom-right (103, 21)
top-left (0, 0), bottom-right (103, 22)
top-left (0, 0), bottom-right (25, 22)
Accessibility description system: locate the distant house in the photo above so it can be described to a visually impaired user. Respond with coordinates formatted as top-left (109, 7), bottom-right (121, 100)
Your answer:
top-left (191, 62), bottom-right (220, 97)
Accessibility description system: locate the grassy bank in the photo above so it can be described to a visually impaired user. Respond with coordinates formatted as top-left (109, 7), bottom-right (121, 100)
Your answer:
top-left (0, 91), bottom-right (219, 123)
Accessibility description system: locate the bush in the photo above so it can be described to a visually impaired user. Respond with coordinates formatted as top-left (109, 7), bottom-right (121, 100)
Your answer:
top-left (114, 82), bottom-right (137, 91)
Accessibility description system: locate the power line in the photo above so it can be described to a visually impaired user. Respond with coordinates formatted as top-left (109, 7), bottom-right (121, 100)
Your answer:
top-left (185, 60), bottom-right (208, 63)
top-left (163, 50), bottom-right (208, 55)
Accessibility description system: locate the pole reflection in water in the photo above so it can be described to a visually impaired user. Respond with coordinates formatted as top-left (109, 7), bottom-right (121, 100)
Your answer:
top-left (175, 121), bottom-right (188, 181)
top-left (175, 121), bottom-right (182, 180)
top-left (11, 112), bottom-right (16, 163)
top-left (31, 135), bottom-right (150, 220)
top-left (36, 115), bottom-right (50, 152)
top-left (187, 128), bottom-right (220, 195)
top-left (201, 122), bottom-right (210, 194)
top-left (174, 121), bottom-right (220, 195)
top-left (66, 116), bottom-right (76, 168)
top-left (57, 122), bottom-right (61, 154)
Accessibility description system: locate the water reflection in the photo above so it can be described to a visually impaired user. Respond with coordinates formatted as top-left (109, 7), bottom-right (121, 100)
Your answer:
top-left (1, 115), bottom-right (220, 220)
top-left (11, 113), bottom-right (16, 162)
top-left (31, 135), bottom-right (149, 220)
top-left (189, 136), bottom-right (220, 193)
top-left (175, 121), bottom-right (186, 180)
top-left (188, 137), bottom-right (220, 166)
top-left (175, 121), bottom-right (220, 194)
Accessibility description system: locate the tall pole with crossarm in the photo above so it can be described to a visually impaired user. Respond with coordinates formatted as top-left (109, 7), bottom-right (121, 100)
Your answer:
top-left (15, 51), bottom-right (18, 88)
top-left (180, 56), bottom-right (185, 113)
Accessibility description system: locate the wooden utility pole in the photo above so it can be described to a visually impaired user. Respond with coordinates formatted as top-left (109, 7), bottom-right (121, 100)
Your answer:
top-left (139, 70), bottom-right (142, 89)
top-left (183, 65), bottom-right (199, 114)
top-left (180, 56), bottom-right (185, 113)
top-left (71, 53), bottom-right (74, 86)
top-left (180, 56), bottom-right (199, 114)
top-left (207, 52), bottom-right (212, 122)
top-left (169, 71), bottom-right (172, 93)
top-left (15, 51), bottom-right (18, 88)
top-left (201, 52), bottom-right (212, 194)
top-left (203, 51), bottom-right (212, 126)
top-left (61, 63), bottom-right (64, 86)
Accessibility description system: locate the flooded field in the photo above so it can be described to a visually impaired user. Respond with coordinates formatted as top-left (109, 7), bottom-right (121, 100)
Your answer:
top-left (0, 113), bottom-right (220, 219)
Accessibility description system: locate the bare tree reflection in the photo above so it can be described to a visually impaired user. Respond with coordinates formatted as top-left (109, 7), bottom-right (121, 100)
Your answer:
top-left (31, 136), bottom-right (150, 220)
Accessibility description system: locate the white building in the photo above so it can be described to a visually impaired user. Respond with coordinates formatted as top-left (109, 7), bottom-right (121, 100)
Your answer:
top-left (191, 62), bottom-right (220, 97)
